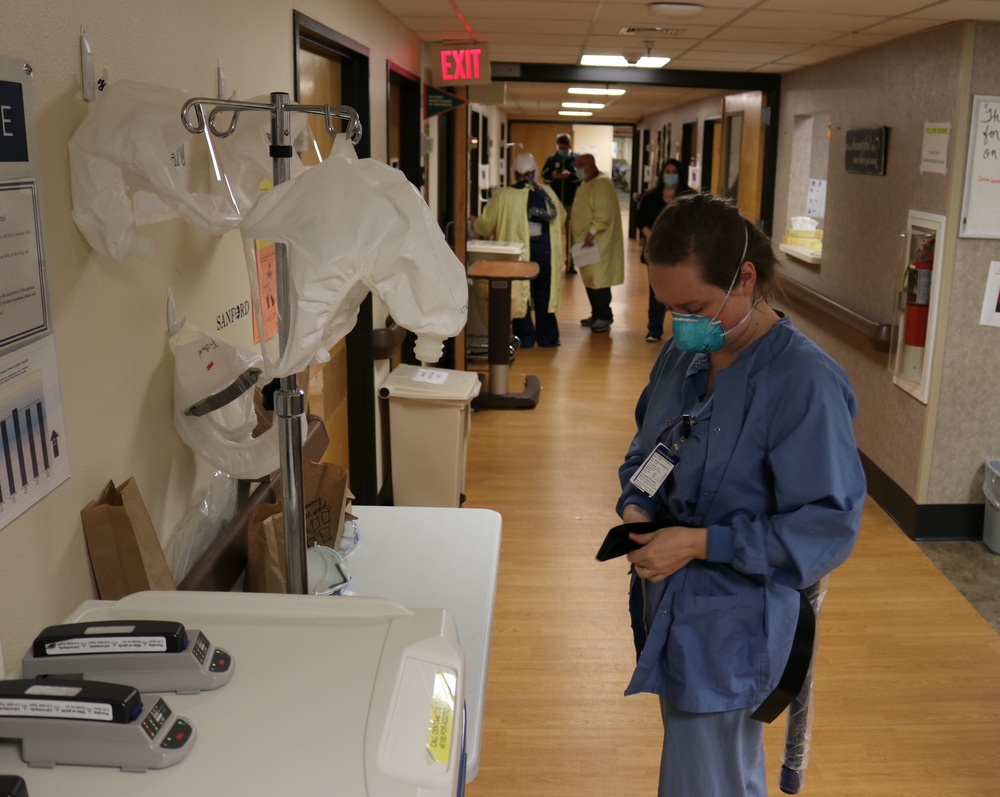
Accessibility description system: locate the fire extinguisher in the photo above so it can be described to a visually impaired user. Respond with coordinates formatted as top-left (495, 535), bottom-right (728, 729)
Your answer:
top-left (900, 236), bottom-right (934, 379)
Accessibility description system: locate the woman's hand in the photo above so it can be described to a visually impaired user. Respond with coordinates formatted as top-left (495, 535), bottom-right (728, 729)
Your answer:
top-left (626, 526), bottom-right (708, 583)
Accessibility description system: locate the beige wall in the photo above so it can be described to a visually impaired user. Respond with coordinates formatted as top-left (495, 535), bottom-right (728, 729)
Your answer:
top-left (926, 22), bottom-right (1000, 504)
top-left (508, 121), bottom-right (566, 186)
top-left (636, 22), bottom-right (1000, 512)
top-left (0, 0), bottom-right (421, 675)
top-left (572, 124), bottom-right (615, 174)
top-left (773, 21), bottom-right (1000, 507)
top-left (638, 94), bottom-right (726, 192)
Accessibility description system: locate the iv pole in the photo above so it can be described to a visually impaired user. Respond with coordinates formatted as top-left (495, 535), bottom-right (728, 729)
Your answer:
top-left (181, 92), bottom-right (362, 595)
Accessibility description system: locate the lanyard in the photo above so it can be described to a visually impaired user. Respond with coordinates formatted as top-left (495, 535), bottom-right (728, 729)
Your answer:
top-left (658, 413), bottom-right (696, 452)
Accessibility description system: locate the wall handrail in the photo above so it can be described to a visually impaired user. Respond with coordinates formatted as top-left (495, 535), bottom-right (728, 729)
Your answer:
top-left (780, 277), bottom-right (892, 352)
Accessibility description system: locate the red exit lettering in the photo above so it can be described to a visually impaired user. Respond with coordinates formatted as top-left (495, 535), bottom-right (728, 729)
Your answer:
top-left (440, 48), bottom-right (482, 81)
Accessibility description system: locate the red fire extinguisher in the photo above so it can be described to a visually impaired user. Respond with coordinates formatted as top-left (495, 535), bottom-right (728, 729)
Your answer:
top-left (904, 236), bottom-right (934, 348)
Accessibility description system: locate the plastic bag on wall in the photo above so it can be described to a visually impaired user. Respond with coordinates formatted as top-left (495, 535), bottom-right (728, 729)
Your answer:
top-left (68, 82), bottom-right (309, 260)
top-left (239, 136), bottom-right (468, 376)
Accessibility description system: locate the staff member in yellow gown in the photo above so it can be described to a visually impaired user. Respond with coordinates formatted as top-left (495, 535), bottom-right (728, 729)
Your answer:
top-left (472, 153), bottom-right (566, 347)
top-left (572, 152), bottom-right (625, 334)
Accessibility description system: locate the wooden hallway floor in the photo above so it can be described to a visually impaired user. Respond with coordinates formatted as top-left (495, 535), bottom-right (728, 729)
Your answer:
top-left (460, 230), bottom-right (1000, 797)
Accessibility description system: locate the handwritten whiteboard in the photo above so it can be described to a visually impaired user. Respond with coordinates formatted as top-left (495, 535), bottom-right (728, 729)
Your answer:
top-left (960, 95), bottom-right (1000, 238)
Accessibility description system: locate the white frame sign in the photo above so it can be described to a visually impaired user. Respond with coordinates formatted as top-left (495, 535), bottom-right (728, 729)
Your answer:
top-left (959, 95), bottom-right (1000, 239)
top-left (0, 56), bottom-right (52, 352)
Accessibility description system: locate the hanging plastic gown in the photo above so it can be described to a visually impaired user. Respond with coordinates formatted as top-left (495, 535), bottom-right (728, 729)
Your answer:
top-left (239, 136), bottom-right (468, 376)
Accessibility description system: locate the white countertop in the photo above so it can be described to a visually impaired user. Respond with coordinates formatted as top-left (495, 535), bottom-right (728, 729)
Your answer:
top-left (346, 505), bottom-right (502, 781)
top-left (0, 506), bottom-right (502, 793)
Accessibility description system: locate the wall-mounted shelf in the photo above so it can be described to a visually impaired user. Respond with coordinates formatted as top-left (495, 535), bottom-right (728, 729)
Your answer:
top-left (779, 243), bottom-right (822, 265)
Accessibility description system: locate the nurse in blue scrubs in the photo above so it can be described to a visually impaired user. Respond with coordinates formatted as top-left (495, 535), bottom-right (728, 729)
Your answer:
top-left (616, 193), bottom-right (866, 797)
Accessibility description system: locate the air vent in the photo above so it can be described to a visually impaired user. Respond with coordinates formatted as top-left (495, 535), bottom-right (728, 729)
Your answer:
top-left (619, 26), bottom-right (686, 36)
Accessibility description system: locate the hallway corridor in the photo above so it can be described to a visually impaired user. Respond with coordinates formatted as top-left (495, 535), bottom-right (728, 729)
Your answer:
top-left (462, 229), bottom-right (1000, 797)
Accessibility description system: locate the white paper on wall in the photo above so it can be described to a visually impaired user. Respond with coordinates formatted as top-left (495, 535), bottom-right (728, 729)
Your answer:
top-left (979, 260), bottom-right (1000, 327)
top-left (920, 121), bottom-right (950, 175)
top-left (806, 179), bottom-right (827, 219)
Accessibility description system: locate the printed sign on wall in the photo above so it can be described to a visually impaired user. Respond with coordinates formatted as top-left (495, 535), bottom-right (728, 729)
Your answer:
top-left (845, 127), bottom-right (888, 175)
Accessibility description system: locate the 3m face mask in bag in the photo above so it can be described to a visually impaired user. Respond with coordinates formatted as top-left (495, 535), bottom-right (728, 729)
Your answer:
top-left (240, 136), bottom-right (468, 376)
top-left (168, 296), bottom-right (292, 480)
top-left (68, 80), bottom-right (245, 260)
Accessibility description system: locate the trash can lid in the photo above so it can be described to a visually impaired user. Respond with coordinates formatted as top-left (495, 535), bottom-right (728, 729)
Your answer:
top-left (378, 364), bottom-right (481, 402)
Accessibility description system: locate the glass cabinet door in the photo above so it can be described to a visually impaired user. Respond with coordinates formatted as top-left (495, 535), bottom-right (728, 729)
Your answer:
top-left (890, 210), bottom-right (946, 403)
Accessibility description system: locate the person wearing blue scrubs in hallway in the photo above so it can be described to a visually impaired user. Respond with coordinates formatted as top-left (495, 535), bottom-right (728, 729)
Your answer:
top-left (615, 193), bottom-right (866, 797)
top-left (473, 152), bottom-right (564, 347)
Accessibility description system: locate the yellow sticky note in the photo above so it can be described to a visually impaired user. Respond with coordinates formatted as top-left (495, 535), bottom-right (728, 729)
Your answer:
top-left (426, 671), bottom-right (456, 765)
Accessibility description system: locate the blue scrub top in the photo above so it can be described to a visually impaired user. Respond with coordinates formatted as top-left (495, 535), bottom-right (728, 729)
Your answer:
top-left (617, 316), bottom-right (866, 713)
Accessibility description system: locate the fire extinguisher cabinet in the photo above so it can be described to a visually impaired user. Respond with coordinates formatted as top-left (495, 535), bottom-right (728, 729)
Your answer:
top-left (890, 210), bottom-right (947, 403)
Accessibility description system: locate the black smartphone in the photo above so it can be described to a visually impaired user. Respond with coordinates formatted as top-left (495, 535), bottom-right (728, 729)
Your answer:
top-left (596, 522), bottom-right (662, 561)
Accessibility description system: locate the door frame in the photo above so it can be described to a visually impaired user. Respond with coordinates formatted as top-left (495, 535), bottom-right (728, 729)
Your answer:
top-left (387, 61), bottom-right (422, 189)
top-left (293, 11), bottom-right (380, 504)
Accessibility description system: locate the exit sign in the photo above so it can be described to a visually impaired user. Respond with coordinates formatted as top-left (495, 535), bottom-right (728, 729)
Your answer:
top-left (429, 42), bottom-right (492, 86)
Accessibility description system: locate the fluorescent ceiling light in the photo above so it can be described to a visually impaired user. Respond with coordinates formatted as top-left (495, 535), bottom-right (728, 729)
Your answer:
top-left (648, 2), bottom-right (705, 17)
top-left (635, 56), bottom-right (671, 68)
top-left (559, 110), bottom-right (593, 117)
top-left (568, 87), bottom-right (626, 96)
top-left (581, 55), bottom-right (630, 67)
top-left (562, 102), bottom-right (605, 109)
top-left (581, 54), bottom-right (671, 69)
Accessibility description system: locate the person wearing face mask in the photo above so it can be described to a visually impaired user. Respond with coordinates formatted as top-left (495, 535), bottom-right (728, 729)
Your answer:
top-left (571, 152), bottom-right (625, 333)
top-left (636, 159), bottom-right (695, 342)
top-left (614, 193), bottom-right (865, 797)
top-left (542, 134), bottom-right (580, 273)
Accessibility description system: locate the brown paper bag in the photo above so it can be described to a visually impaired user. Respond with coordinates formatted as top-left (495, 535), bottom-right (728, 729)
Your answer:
top-left (302, 460), bottom-right (349, 549)
top-left (81, 478), bottom-right (177, 600)
top-left (246, 501), bottom-right (286, 593)
top-left (245, 460), bottom-right (349, 593)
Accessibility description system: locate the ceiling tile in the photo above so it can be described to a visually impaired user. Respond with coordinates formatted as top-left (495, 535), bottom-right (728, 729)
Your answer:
top-left (375, 0), bottom-right (997, 122)
top-left (690, 40), bottom-right (804, 55)
top-left (460, 0), bottom-right (596, 16)
top-left (864, 18), bottom-right (948, 35)
top-left (825, 31), bottom-right (896, 47)
top-left (669, 57), bottom-right (774, 71)
top-left (760, 0), bottom-right (935, 15)
top-left (734, 10), bottom-right (892, 32)
top-left (917, 0), bottom-right (1000, 21)
top-left (588, 21), bottom-right (723, 38)
top-left (377, 0), bottom-right (456, 17)
top-left (593, 3), bottom-right (746, 25)
top-left (708, 27), bottom-right (840, 44)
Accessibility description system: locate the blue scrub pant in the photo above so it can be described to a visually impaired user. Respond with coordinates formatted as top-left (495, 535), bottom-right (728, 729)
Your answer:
top-left (643, 577), bottom-right (768, 797)
top-left (658, 700), bottom-right (767, 797)
top-left (512, 240), bottom-right (559, 347)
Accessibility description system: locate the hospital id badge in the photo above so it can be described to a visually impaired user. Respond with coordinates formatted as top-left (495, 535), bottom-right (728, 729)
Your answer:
top-left (528, 220), bottom-right (543, 237)
top-left (629, 443), bottom-right (678, 497)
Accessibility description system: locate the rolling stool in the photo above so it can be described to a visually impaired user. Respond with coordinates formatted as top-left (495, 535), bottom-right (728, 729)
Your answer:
top-left (467, 260), bottom-right (541, 410)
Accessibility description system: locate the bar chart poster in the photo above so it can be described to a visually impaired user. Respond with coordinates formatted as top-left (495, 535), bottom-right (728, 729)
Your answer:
top-left (0, 334), bottom-right (69, 531)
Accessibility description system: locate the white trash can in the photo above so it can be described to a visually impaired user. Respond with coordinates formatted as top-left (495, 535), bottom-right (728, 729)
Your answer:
top-left (379, 364), bottom-right (481, 507)
top-left (983, 459), bottom-right (1000, 554)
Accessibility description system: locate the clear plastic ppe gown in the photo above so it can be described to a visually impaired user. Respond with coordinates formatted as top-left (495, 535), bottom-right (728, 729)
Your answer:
top-left (240, 137), bottom-right (468, 376)
top-left (68, 81), bottom-right (305, 260)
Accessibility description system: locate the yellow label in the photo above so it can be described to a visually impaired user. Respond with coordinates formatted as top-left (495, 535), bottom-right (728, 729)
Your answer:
top-left (426, 671), bottom-right (456, 765)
